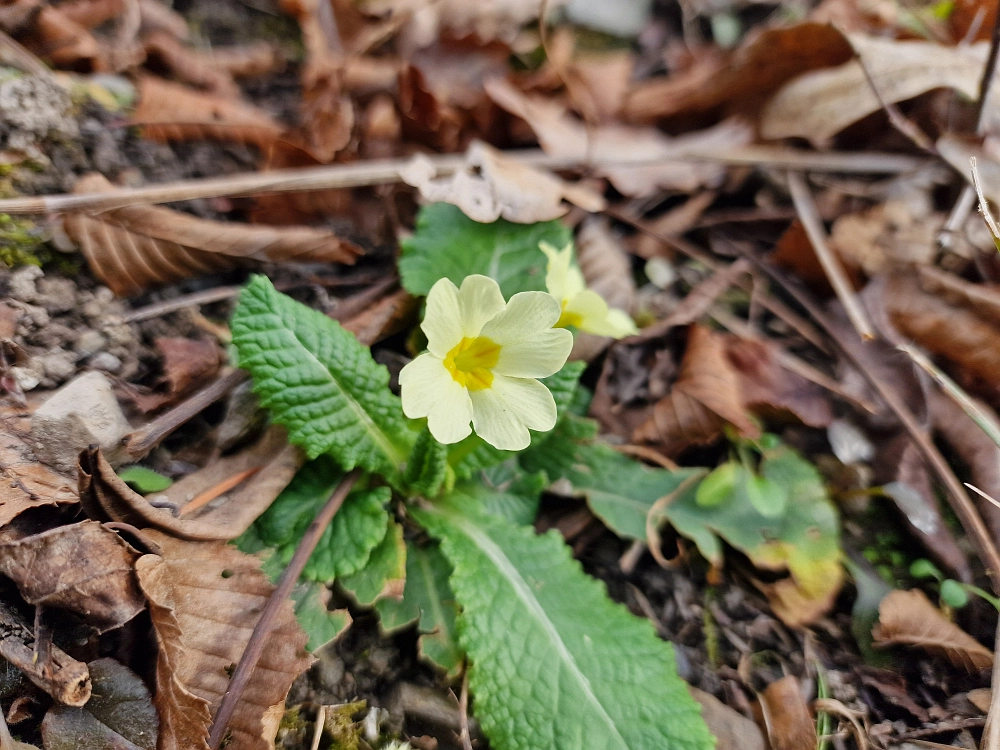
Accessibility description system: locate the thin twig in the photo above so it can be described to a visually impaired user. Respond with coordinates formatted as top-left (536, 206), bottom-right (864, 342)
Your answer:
top-left (119, 286), bottom-right (242, 323)
top-left (0, 29), bottom-right (52, 78)
top-left (458, 666), bottom-right (473, 750)
top-left (743, 253), bottom-right (1000, 589)
top-left (0, 147), bottom-right (926, 215)
top-left (310, 705), bottom-right (326, 750)
top-left (938, 184), bottom-right (976, 251)
top-left (207, 470), bottom-right (361, 750)
top-left (787, 172), bottom-right (875, 341)
top-left (855, 53), bottom-right (936, 153)
top-left (122, 369), bottom-right (248, 459)
top-left (976, 2), bottom-right (1000, 129)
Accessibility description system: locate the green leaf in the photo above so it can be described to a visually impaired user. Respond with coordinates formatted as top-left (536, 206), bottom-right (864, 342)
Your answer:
top-left (404, 428), bottom-right (452, 497)
top-left (521, 425), bottom-right (701, 540)
top-left (450, 462), bottom-right (546, 525)
top-left (340, 520), bottom-right (407, 606)
top-left (449, 362), bottom-right (587, 481)
top-left (231, 275), bottom-right (412, 478)
top-left (909, 559), bottom-right (943, 581)
top-left (696, 463), bottom-right (738, 508)
top-left (117, 466), bottom-right (173, 494)
top-left (252, 457), bottom-right (390, 581)
top-left (292, 581), bottom-right (352, 652)
top-left (416, 503), bottom-right (713, 750)
top-left (374, 540), bottom-right (463, 676)
top-left (940, 579), bottom-right (970, 609)
top-left (399, 203), bottom-right (571, 298)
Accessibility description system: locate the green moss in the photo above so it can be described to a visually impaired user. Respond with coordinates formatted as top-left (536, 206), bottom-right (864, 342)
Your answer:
top-left (325, 700), bottom-right (367, 750)
top-left (0, 214), bottom-right (46, 268)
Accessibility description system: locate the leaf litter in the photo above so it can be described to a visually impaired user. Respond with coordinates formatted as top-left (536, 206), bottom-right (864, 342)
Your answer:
top-left (4, 0), bottom-right (1000, 746)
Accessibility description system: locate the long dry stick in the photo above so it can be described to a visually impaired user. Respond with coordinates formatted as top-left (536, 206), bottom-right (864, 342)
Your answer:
top-left (207, 470), bottom-right (361, 750)
top-left (0, 147), bottom-right (925, 215)
top-left (786, 172), bottom-right (875, 341)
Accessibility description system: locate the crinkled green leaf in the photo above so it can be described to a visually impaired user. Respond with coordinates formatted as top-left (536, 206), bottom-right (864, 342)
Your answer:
top-left (117, 466), bottom-right (173, 494)
top-left (292, 581), bottom-right (352, 652)
top-left (251, 457), bottom-right (390, 581)
top-left (404, 428), bottom-right (451, 497)
top-left (399, 203), bottom-right (571, 298)
top-left (231, 275), bottom-right (412, 478)
top-left (416, 503), bottom-right (713, 750)
top-left (450, 462), bottom-right (545, 525)
top-left (374, 540), bottom-right (463, 676)
top-left (450, 362), bottom-right (587, 480)
top-left (340, 520), bottom-right (407, 606)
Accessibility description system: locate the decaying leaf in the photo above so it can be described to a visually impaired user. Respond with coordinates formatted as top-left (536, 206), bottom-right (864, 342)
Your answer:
top-left (121, 337), bottom-right (224, 414)
top-left (79, 427), bottom-right (303, 541)
top-left (341, 288), bottom-right (419, 346)
top-left (635, 325), bottom-right (761, 456)
top-left (486, 77), bottom-right (752, 197)
top-left (688, 687), bottom-right (767, 750)
top-left (24, 5), bottom-right (104, 70)
top-left (400, 140), bottom-right (604, 223)
top-left (830, 200), bottom-right (941, 275)
top-left (42, 659), bottom-right (158, 750)
top-left (757, 676), bottom-right (817, 750)
top-left (872, 589), bottom-right (993, 671)
top-left (63, 173), bottom-right (362, 296)
top-left (0, 416), bottom-right (78, 528)
top-left (130, 75), bottom-right (284, 148)
top-left (136, 529), bottom-right (312, 750)
top-left (761, 35), bottom-right (987, 144)
top-left (917, 264), bottom-right (1000, 327)
top-left (0, 520), bottom-right (144, 633)
top-left (142, 30), bottom-right (241, 98)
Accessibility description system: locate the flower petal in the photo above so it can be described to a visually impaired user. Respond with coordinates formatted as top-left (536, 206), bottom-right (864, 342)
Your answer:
top-left (564, 290), bottom-right (637, 337)
top-left (493, 328), bottom-right (573, 378)
top-left (470, 375), bottom-right (557, 450)
top-left (541, 241), bottom-right (571, 302)
top-left (603, 307), bottom-right (639, 338)
top-left (399, 354), bottom-right (473, 444)
top-left (422, 278), bottom-right (464, 358)
top-left (480, 291), bottom-right (562, 345)
top-left (457, 275), bottom-right (505, 338)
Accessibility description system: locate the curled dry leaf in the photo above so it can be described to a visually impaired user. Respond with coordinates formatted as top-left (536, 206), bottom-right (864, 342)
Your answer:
top-left (829, 200), bottom-right (940, 275)
top-left (79, 427), bottom-right (303, 541)
top-left (757, 675), bottom-right (817, 750)
top-left (486, 77), bottom-right (752, 197)
top-left (0, 520), bottom-right (144, 633)
top-left (24, 5), bottom-right (104, 70)
top-left (400, 140), bottom-right (605, 224)
top-left (121, 337), bottom-right (224, 414)
top-left (62, 173), bottom-right (362, 296)
top-left (761, 35), bottom-right (987, 144)
top-left (130, 75), bottom-right (284, 148)
top-left (872, 588), bottom-right (993, 671)
top-left (142, 31), bottom-right (240, 98)
top-left (0, 416), bottom-right (78, 528)
top-left (635, 325), bottom-right (761, 456)
top-left (136, 529), bottom-right (313, 750)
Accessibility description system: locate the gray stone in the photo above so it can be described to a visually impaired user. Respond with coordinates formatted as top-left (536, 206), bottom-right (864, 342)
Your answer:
top-left (8, 266), bottom-right (42, 303)
top-left (89, 352), bottom-right (122, 373)
top-left (74, 330), bottom-right (107, 356)
top-left (30, 371), bottom-right (131, 472)
top-left (35, 277), bottom-right (78, 314)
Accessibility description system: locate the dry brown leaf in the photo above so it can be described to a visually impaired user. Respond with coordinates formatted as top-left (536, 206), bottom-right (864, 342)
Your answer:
top-left (136, 529), bottom-right (312, 750)
top-left (758, 676), bottom-right (818, 750)
top-left (341, 288), bottom-right (419, 346)
top-left (872, 588), bottom-right (993, 671)
top-left (930, 390), bottom-right (1000, 549)
top-left (121, 337), bottom-right (223, 414)
top-left (26, 5), bottom-right (103, 70)
top-left (63, 173), bottom-right (361, 296)
top-left (829, 201), bottom-right (940, 276)
top-left (688, 687), bottom-right (766, 750)
top-left (918, 265), bottom-right (1000, 327)
top-left (130, 75), bottom-right (284, 148)
top-left (623, 23), bottom-right (851, 123)
top-left (0, 415), bottom-right (78, 528)
top-left (634, 325), bottom-right (760, 456)
top-left (56, 0), bottom-right (124, 30)
top-left (401, 141), bottom-right (604, 224)
top-left (565, 51), bottom-right (634, 123)
top-left (137, 0), bottom-right (189, 39)
top-left (486, 77), bottom-right (752, 197)
top-left (0, 520), bottom-right (144, 633)
top-left (142, 31), bottom-right (240, 97)
top-left (885, 272), bottom-right (1000, 391)
top-left (761, 35), bottom-right (987, 144)
top-left (725, 337), bottom-right (833, 428)
top-left (79, 427), bottom-right (303, 541)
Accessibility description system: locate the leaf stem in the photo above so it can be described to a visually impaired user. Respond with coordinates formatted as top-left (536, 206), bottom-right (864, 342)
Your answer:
top-left (207, 469), bottom-right (361, 750)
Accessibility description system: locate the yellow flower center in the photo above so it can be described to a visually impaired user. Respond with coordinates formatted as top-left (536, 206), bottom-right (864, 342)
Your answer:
top-left (443, 336), bottom-right (501, 391)
top-left (556, 300), bottom-right (582, 329)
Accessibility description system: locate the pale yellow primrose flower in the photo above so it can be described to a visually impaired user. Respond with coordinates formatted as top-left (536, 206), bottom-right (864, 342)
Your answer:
top-left (540, 242), bottom-right (639, 338)
top-left (399, 275), bottom-right (573, 451)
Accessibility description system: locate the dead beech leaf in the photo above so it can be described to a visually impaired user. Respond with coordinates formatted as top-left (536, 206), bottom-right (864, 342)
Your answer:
top-left (131, 75), bottom-right (284, 148)
top-left (63, 173), bottom-right (361, 296)
top-left (142, 31), bottom-right (240, 97)
top-left (725, 338), bottom-right (833, 428)
top-left (635, 325), bottom-right (761, 456)
top-left (873, 589), bottom-right (993, 671)
top-left (401, 140), bottom-right (604, 223)
top-left (761, 35), bottom-right (987, 144)
top-left (25, 5), bottom-right (103, 70)
top-left (79, 427), bottom-right (303, 541)
top-left (758, 675), bottom-right (817, 750)
top-left (42, 658), bottom-right (158, 750)
top-left (829, 200), bottom-right (940, 276)
top-left (136, 529), bottom-right (313, 750)
top-left (486, 77), bottom-right (752, 197)
top-left (0, 416), bottom-right (78, 528)
top-left (121, 337), bottom-right (223, 414)
top-left (688, 687), bottom-right (766, 750)
top-left (341, 288), bottom-right (419, 346)
top-left (884, 272), bottom-right (1000, 391)
top-left (0, 520), bottom-right (144, 633)
top-left (918, 265), bottom-right (1000, 327)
